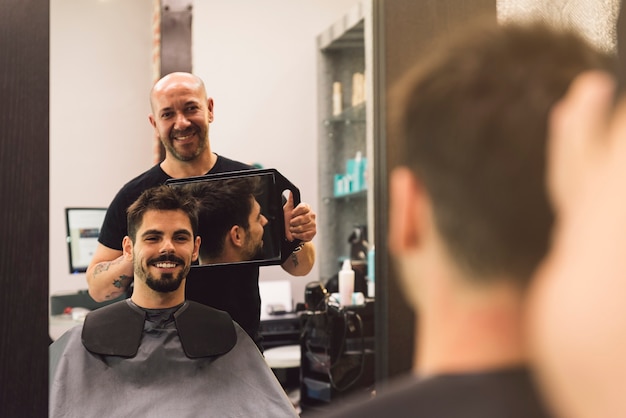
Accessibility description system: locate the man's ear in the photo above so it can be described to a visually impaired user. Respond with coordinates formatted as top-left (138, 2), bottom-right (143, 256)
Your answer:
top-left (388, 167), bottom-right (429, 255)
top-left (148, 113), bottom-right (156, 129)
top-left (229, 225), bottom-right (245, 248)
top-left (207, 98), bottom-right (214, 123)
top-left (192, 236), bottom-right (201, 262)
top-left (122, 236), bottom-right (134, 261)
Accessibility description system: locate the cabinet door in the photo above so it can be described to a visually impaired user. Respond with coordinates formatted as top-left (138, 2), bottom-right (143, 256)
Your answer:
top-left (317, 5), bottom-right (370, 287)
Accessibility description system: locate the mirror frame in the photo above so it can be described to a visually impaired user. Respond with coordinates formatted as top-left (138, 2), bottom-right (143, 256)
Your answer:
top-left (166, 168), bottom-right (302, 268)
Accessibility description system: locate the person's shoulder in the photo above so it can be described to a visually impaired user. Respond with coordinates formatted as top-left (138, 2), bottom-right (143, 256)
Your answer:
top-left (184, 299), bottom-right (233, 321)
top-left (404, 368), bottom-right (553, 418)
top-left (211, 154), bottom-right (255, 173)
top-left (49, 323), bottom-right (84, 362)
top-left (320, 368), bottom-right (552, 418)
top-left (119, 164), bottom-right (169, 192)
top-left (50, 323), bottom-right (83, 348)
top-left (317, 375), bottom-right (420, 418)
top-left (81, 300), bottom-right (146, 357)
top-left (178, 301), bottom-right (237, 357)
top-left (107, 164), bottom-right (168, 209)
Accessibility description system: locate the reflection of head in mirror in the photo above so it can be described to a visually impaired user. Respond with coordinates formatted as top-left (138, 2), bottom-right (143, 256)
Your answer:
top-left (321, 18), bottom-right (614, 418)
top-left (185, 177), bottom-right (268, 265)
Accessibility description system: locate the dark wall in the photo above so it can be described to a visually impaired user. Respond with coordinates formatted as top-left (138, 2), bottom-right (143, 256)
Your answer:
top-left (0, 0), bottom-right (49, 415)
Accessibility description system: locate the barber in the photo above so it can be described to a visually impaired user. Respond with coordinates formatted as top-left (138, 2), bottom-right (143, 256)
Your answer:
top-left (86, 72), bottom-right (317, 350)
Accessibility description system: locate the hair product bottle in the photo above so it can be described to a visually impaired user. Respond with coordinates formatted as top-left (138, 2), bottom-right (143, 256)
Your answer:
top-left (338, 259), bottom-right (355, 306)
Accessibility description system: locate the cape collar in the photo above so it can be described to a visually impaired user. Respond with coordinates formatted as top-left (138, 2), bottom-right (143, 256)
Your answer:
top-left (81, 299), bottom-right (237, 358)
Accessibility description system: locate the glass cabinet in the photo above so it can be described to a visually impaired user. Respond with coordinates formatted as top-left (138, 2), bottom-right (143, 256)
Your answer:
top-left (317, 3), bottom-right (373, 287)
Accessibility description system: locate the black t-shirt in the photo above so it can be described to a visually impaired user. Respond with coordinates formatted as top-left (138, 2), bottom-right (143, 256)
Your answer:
top-left (98, 155), bottom-right (264, 346)
top-left (99, 155), bottom-right (253, 250)
top-left (316, 367), bottom-right (554, 418)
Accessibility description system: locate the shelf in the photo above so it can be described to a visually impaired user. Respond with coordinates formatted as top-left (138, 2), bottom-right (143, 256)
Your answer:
top-left (323, 189), bottom-right (367, 202)
top-left (323, 103), bottom-right (366, 125)
top-left (317, 3), bottom-right (365, 51)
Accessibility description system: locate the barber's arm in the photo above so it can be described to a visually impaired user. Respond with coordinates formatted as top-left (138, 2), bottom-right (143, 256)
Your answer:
top-left (281, 192), bottom-right (317, 276)
top-left (86, 243), bottom-right (134, 302)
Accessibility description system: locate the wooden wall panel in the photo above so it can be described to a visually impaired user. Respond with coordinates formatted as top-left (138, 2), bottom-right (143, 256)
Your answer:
top-left (0, 0), bottom-right (50, 415)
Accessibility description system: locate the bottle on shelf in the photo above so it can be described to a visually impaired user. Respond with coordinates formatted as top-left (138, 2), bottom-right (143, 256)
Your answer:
top-left (367, 246), bottom-right (375, 298)
top-left (332, 81), bottom-right (343, 116)
top-left (352, 151), bottom-right (363, 192)
top-left (351, 72), bottom-right (365, 106)
top-left (338, 259), bottom-right (355, 307)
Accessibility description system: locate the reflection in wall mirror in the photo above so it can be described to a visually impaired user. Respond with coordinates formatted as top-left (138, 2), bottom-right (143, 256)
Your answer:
top-left (166, 168), bottom-right (302, 268)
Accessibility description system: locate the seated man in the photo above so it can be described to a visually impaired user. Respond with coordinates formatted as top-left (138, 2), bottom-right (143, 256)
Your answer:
top-left (184, 176), bottom-right (269, 264)
top-left (49, 185), bottom-right (298, 417)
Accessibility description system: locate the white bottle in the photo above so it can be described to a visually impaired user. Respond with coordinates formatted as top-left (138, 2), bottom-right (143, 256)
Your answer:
top-left (332, 82), bottom-right (343, 116)
top-left (338, 259), bottom-right (355, 307)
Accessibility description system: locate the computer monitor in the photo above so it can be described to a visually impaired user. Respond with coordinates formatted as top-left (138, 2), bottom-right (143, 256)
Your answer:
top-left (65, 207), bottom-right (107, 274)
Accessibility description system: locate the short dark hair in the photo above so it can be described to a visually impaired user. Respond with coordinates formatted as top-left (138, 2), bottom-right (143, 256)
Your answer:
top-left (183, 177), bottom-right (261, 261)
top-left (390, 19), bottom-right (615, 283)
top-left (126, 185), bottom-right (199, 242)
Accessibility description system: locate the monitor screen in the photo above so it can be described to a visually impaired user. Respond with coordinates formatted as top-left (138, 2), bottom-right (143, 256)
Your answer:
top-left (65, 207), bottom-right (107, 274)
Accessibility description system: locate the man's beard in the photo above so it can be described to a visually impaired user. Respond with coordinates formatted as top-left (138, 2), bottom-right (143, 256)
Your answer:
top-left (243, 238), bottom-right (264, 261)
top-left (136, 254), bottom-right (190, 293)
top-left (161, 127), bottom-right (207, 162)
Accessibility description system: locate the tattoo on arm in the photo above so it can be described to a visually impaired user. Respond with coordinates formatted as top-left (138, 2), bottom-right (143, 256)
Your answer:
top-left (107, 274), bottom-right (132, 300)
top-left (290, 252), bottom-right (299, 268)
top-left (113, 274), bottom-right (131, 289)
top-left (93, 262), bottom-right (111, 275)
top-left (94, 257), bottom-right (124, 275)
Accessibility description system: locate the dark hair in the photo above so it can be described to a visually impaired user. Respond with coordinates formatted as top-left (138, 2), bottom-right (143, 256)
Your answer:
top-left (389, 19), bottom-right (615, 283)
top-left (183, 177), bottom-right (261, 261)
top-left (126, 185), bottom-right (199, 242)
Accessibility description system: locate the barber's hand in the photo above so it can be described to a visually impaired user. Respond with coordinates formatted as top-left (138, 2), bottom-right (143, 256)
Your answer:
top-left (283, 191), bottom-right (317, 242)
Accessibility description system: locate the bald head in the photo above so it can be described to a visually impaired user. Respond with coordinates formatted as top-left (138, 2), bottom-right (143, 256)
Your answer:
top-left (148, 72), bottom-right (214, 164)
top-left (150, 72), bottom-right (207, 113)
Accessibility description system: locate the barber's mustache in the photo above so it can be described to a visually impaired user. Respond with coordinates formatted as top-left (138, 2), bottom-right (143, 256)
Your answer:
top-left (170, 127), bottom-right (196, 137)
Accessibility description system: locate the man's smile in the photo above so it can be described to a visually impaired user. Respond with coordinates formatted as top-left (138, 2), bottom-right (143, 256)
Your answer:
top-left (153, 261), bottom-right (178, 269)
top-left (172, 129), bottom-right (196, 144)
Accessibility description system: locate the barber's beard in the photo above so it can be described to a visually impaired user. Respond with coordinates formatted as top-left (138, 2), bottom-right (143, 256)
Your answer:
top-left (161, 126), bottom-right (207, 162)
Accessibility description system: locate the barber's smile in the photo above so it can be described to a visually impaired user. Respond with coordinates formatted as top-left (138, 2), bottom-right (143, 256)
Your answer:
top-left (172, 131), bottom-right (196, 144)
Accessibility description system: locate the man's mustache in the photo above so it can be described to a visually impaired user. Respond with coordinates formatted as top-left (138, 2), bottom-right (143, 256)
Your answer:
top-left (148, 254), bottom-right (185, 265)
